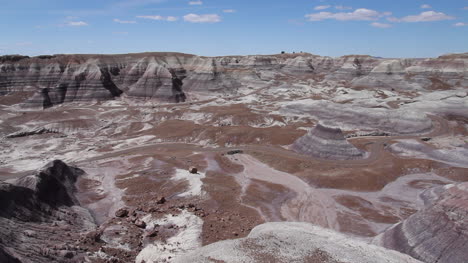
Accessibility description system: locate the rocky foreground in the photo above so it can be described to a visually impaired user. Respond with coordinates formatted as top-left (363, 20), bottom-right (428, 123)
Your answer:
top-left (0, 52), bottom-right (467, 262)
top-left (0, 160), bottom-right (423, 263)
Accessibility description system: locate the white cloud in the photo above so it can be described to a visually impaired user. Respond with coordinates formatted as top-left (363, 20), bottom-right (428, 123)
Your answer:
top-left (314, 5), bottom-right (331, 11)
top-left (113, 18), bottom-right (137, 24)
top-left (421, 4), bottom-right (432, 9)
top-left (223, 9), bottom-right (236, 13)
top-left (166, 16), bottom-right (178, 21)
top-left (371, 22), bottom-right (392, 28)
top-left (463, 7), bottom-right (468, 10)
top-left (335, 5), bottom-right (352, 10)
top-left (183, 13), bottom-right (221, 23)
top-left (454, 22), bottom-right (467, 27)
top-left (188, 0), bottom-right (202, 5)
top-left (389, 11), bottom-right (455, 22)
top-left (136, 15), bottom-right (178, 21)
top-left (67, 21), bottom-right (88, 26)
top-left (306, 8), bottom-right (390, 21)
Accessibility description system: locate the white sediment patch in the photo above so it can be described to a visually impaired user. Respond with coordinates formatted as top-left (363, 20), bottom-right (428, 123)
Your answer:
top-left (173, 169), bottom-right (206, 197)
top-left (180, 112), bottom-right (213, 125)
top-left (115, 173), bottom-right (141, 181)
top-left (136, 210), bottom-right (203, 263)
top-left (101, 99), bottom-right (127, 107)
top-left (113, 135), bottom-right (155, 149)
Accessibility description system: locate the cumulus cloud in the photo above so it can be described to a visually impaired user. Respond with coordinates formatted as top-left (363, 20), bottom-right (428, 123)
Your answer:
top-left (188, 0), bottom-right (202, 5)
top-left (136, 15), bottom-right (178, 21)
top-left (421, 4), bottom-right (432, 9)
top-left (306, 8), bottom-right (390, 21)
top-left (183, 13), bottom-right (221, 23)
top-left (113, 18), bottom-right (137, 24)
top-left (67, 21), bottom-right (88, 26)
top-left (389, 11), bottom-right (455, 22)
top-left (371, 22), bottom-right (392, 28)
top-left (314, 5), bottom-right (331, 11)
top-left (223, 9), bottom-right (236, 13)
top-left (454, 22), bottom-right (467, 27)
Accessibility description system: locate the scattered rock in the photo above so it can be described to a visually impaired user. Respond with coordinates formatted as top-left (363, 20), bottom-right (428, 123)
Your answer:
top-left (23, 230), bottom-right (37, 237)
top-left (189, 167), bottom-right (198, 174)
top-left (115, 208), bottom-right (129, 218)
top-left (58, 250), bottom-right (75, 259)
top-left (156, 196), bottom-right (166, 204)
top-left (147, 230), bottom-right (158, 237)
top-left (134, 219), bottom-right (147, 229)
top-left (227, 150), bottom-right (243, 155)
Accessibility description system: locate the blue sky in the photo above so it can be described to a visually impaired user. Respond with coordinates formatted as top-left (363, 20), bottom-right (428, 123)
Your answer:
top-left (0, 0), bottom-right (467, 58)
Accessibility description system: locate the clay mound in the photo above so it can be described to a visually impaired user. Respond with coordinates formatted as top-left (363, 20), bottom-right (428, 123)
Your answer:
top-left (0, 160), bottom-right (94, 262)
top-left (374, 182), bottom-right (468, 263)
top-left (292, 123), bottom-right (365, 160)
top-left (11, 160), bottom-right (84, 208)
top-left (176, 222), bottom-right (421, 263)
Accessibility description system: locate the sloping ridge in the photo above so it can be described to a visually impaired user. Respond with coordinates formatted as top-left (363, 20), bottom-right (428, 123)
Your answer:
top-left (292, 123), bottom-right (365, 160)
top-left (176, 222), bottom-right (422, 263)
top-left (373, 182), bottom-right (468, 263)
top-left (2, 160), bottom-right (83, 212)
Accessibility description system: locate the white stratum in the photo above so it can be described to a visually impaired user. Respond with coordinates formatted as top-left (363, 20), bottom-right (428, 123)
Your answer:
top-left (136, 210), bottom-right (203, 263)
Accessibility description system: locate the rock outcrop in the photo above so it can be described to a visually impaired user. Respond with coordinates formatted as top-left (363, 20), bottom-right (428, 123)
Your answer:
top-left (176, 222), bottom-right (422, 263)
top-left (292, 123), bottom-right (365, 160)
top-left (0, 160), bottom-right (95, 262)
top-left (373, 183), bottom-right (468, 263)
top-left (1, 52), bottom-right (466, 108)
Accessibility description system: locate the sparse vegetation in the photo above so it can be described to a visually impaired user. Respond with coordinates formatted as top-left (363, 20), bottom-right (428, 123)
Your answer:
top-left (0, 55), bottom-right (30, 63)
top-left (35, 55), bottom-right (56, 60)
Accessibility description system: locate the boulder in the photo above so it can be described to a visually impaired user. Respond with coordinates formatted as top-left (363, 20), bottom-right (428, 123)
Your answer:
top-left (189, 167), bottom-right (198, 174)
top-left (115, 208), bottom-right (129, 218)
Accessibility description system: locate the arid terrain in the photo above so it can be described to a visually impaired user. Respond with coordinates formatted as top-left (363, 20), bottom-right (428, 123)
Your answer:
top-left (0, 52), bottom-right (467, 263)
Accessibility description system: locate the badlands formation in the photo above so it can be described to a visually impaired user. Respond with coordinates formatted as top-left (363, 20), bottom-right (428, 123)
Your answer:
top-left (0, 52), bottom-right (467, 262)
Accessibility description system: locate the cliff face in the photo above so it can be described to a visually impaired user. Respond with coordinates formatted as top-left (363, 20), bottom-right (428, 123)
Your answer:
top-left (0, 52), bottom-right (466, 108)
